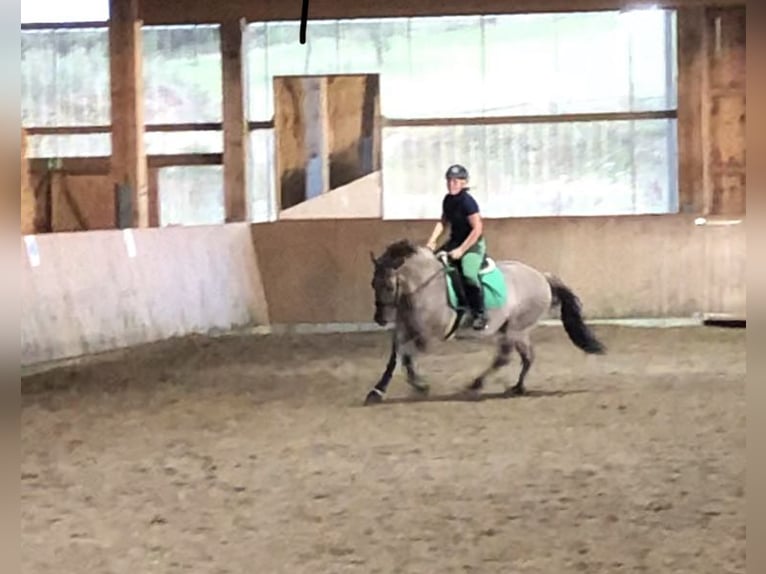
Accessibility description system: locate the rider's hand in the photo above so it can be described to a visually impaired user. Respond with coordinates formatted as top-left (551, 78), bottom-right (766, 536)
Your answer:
top-left (426, 241), bottom-right (437, 252)
top-left (448, 247), bottom-right (464, 260)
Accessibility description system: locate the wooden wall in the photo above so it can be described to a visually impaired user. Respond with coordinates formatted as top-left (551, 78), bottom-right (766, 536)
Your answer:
top-left (27, 160), bottom-right (162, 232)
top-left (20, 212), bottom-right (745, 366)
top-left (251, 215), bottom-right (746, 324)
top-left (676, 5), bottom-right (745, 215)
top-left (21, 223), bottom-right (270, 366)
top-left (50, 174), bottom-right (115, 232)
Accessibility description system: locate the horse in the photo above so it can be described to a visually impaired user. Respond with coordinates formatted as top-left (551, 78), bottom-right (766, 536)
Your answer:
top-left (364, 239), bottom-right (606, 405)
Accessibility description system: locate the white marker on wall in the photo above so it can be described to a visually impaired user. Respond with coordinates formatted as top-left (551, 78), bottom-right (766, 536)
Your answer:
top-left (23, 235), bottom-right (40, 267)
top-left (122, 229), bottom-right (137, 258)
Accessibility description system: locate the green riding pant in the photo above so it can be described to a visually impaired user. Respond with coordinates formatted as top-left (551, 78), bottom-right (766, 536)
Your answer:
top-left (458, 237), bottom-right (486, 288)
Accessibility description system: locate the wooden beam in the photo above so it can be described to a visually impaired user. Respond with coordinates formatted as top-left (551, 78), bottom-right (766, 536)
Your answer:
top-left (698, 7), bottom-right (714, 215)
top-left (21, 129), bottom-right (35, 235)
top-left (39, 172), bottom-right (53, 232)
top-left (109, 0), bottom-right (148, 228)
top-left (148, 153), bottom-right (224, 168)
top-left (49, 170), bottom-right (70, 231)
top-left (29, 154), bottom-right (223, 176)
top-left (676, 6), bottom-right (706, 213)
top-left (29, 157), bottom-right (111, 175)
top-left (138, 0), bottom-right (746, 26)
top-left (302, 77), bottom-right (330, 199)
top-left (384, 109), bottom-right (677, 128)
top-left (21, 21), bottom-right (108, 30)
top-left (24, 121), bottom-right (273, 136)
top-left (148, 168), bottom-right (160, 226)
top-left (706, 6), bottom-right (746, 215)
top-left (26, 125), bottom-right (112, 135)
top-left (146, 122), bottom-right (220, 132)
top-left (361, 75), bottom-right (382, 172)
top-left (220, 18), bottom-right (248, 222)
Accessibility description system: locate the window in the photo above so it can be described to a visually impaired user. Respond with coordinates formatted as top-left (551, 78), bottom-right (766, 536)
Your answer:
top-left (21, 27), bottom-right (110, 127)
top-left (19, 9), bottom-right (678, 225)
top-left (159, 166), bottom-right (224, 226)
top-left (21, 24), bottom-right (227, 227)
top-left (382, 119), bottom-right (676, 218)
top-left (245, 9), bottom-right (678, 219)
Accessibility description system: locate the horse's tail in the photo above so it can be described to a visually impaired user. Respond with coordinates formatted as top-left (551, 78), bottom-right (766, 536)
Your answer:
top-left (546, 274), bottom-right (606, 355)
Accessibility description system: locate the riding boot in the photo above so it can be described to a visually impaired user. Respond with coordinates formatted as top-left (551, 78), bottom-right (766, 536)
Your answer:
top-left (464, 283), bottom-right (488, 330)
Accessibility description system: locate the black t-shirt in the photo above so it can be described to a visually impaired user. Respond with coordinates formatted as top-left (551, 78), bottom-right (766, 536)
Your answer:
top-left (442, 188), bottom-right (481, 249)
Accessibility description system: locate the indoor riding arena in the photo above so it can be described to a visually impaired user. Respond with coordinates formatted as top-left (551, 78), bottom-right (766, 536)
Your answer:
top-left (21, 1), bottom-right (745, 572)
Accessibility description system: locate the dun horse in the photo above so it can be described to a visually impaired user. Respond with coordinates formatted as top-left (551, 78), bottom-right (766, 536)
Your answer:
top-left (365, 239), bottom-right (605, 405)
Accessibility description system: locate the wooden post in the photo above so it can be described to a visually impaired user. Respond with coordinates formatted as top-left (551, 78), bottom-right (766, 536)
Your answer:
top-left (49, 170), bottom-right (66, 232)
top-left (109, 0), bottom-right (148, 228)
top-left (302, 77), bottom-right (330, 200)
top-left (221, 18), bottom-right (249, 222)
top-left (20, 129), bottom-right (35, 234)
top-left (676, 7), bottom-right (707, 214)
top-left (361, 74), bottom-right (382, 173)
top-left (706, 6), bottom-right (746, 215)
top-left (148, 168), bottom-right (160, 227)
top-left (677, 6), bottom-right (745, 216)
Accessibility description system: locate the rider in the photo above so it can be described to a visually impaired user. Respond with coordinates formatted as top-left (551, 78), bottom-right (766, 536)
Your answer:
top-left (426, 164), bottom-right (488, 331)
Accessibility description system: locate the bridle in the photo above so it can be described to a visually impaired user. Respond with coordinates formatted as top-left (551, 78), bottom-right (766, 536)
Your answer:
top-left (377, 251), bottom-right (449, 309)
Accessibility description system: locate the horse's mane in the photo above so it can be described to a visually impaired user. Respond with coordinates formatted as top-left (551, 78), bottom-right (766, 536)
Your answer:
top-left (376, 239), bottom-right (420, 270)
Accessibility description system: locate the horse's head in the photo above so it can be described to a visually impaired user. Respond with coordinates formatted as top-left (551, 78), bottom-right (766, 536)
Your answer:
top-left (369, 253), bottom-right (397, 326)
top-left (369, 239), bottom-right (420, 326)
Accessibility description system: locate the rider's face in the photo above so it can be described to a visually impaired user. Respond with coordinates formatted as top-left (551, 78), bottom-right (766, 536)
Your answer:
top-left (446, 177), bottom-right (466, 194)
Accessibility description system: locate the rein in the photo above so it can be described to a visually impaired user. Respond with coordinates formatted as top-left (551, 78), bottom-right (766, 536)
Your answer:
top-left (394, 253), bottom-right (449, 303)
top-left (390, 252), bottom-right (463, 342)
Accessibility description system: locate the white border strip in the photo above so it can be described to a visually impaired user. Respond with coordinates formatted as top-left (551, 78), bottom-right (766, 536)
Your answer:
top-left (242, 317), bottom-right (705, 336)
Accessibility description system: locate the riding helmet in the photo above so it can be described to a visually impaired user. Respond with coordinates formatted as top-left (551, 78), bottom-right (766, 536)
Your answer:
top-left (445, 164), bottom-right (469, 180)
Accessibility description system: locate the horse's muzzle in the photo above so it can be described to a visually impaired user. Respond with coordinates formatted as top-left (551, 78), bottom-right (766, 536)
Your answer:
top-left (373, 308), bottom-right (386, 326)
top-left (373, 303), bottom-right (391, 326)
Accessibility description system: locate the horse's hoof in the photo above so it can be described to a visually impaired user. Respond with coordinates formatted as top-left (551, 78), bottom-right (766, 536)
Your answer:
top-left (459, 386), bottom-right (482, 400)
top-left (411, 386), bottom-right (430, 397)
top-left (503, 386), bottom-right (524, 398)
top-left (468, 378), bottom-right (483, 391)
top-left (409, 381), bottom-right (430, 395)
top-left (364, 391), bottom-right (383, 406)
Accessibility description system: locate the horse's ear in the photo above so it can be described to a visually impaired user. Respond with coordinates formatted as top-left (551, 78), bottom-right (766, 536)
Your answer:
top-left (369, 251), bottom-right (377, 265)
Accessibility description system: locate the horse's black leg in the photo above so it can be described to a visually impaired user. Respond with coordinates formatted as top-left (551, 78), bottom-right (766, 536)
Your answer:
top-left (365, 334), bottom-right (398, 405)
top-left (402, 353), bottom-right (429, 395)
top-left (506, 338), bottom-right (534, 396)
top-left (467, 322), bottom-right (512, 392)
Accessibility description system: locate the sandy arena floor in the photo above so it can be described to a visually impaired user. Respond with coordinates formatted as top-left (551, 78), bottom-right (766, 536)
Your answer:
top-left (21, 324), bottom-right (745, 573)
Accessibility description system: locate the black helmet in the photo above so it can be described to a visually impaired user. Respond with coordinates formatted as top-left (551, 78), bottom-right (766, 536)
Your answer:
top-left (445, 164), bottom-right (469, 180)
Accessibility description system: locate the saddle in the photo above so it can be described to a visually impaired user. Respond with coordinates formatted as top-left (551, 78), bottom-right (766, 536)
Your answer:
top-left (436, 252), bottom-right (506, 312)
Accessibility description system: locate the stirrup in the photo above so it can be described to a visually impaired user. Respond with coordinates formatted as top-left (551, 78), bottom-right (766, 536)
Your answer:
top-left (472, 313), bottom-right (488, 330)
